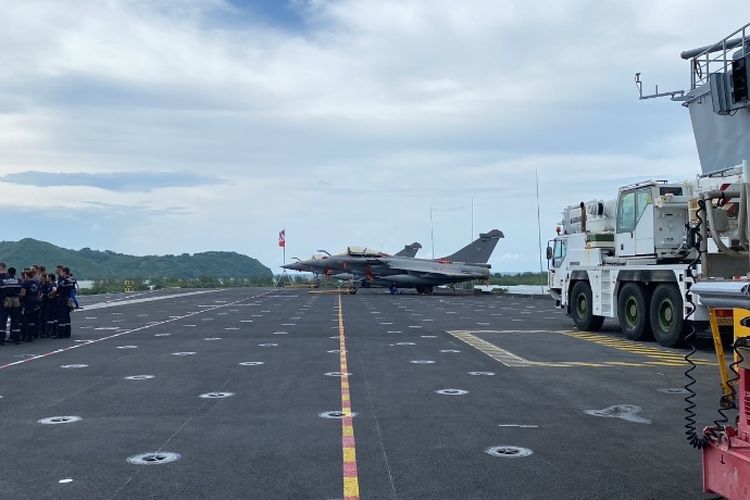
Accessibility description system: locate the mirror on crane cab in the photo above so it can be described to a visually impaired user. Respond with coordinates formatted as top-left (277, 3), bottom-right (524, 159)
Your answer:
top-left (546, 246), bottom-right (553, 260)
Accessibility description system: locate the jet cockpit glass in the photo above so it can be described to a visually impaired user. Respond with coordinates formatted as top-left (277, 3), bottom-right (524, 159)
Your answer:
top-left (344, 246), bottom-right (384, 257)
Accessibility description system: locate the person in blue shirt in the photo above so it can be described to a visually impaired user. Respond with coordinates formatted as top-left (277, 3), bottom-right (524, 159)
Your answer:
top-left (69, 272), bottom-right (81, 309)
top-left (20, 269), bottom-right (42, 342)
top-left (0, 267), bottom-right (23, 344)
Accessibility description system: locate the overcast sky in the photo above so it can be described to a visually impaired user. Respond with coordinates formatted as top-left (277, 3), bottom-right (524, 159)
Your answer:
top-left (1, 1), bottom-right (748, 273)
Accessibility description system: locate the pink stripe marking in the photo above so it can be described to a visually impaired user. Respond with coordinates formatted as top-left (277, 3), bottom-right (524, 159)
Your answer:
top-left (343, 462), bottom-right (358, 476)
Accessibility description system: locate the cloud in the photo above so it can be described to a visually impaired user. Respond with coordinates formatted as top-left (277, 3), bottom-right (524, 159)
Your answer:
top-left (0, 171), bottom-right (225, 192)
top-left (0, 1), bottom-right (747, 272)
top-left (497, 252), bottom-right (523, 262)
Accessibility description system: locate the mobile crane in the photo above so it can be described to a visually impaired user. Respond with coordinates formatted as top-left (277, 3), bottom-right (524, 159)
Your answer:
top-left (549, 21), bottom-right (750, 498)
top-left (547, 22), bottom-right (750, 347)
top-left (548, 170), bottom-right (746, 347)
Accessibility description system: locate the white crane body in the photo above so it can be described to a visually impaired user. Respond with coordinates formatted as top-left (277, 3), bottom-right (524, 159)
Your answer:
top-left (549, 169), bottom-right (750, 346)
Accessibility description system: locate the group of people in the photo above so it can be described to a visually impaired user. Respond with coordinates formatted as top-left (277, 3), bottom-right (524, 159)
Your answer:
top-left (0, 263), bottom-right (79, 344)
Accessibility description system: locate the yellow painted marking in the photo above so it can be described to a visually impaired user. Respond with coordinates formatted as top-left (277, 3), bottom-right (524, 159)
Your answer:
top-left (565, 331), bottom-right (714, 366)
top-left (710, 308), bottom-right (733, 403)
top-left (344, 478), bottom-right (359, 498)
top-left (450, 332), bottom-right (532, 367)
top-left (343, 447), bottom-right (356, 462)
top-left (448, 330), bottom-right (716, 369)
top-left (337, 294), bottom-right (360, 500)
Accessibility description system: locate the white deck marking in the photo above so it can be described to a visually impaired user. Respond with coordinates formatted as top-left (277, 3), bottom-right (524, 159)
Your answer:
top-left (83, 289), bottom-right (221, 310)
top-left (448, 331), bottom-right (538, 367)
top-left (0, 291), bottom-right (277, 371)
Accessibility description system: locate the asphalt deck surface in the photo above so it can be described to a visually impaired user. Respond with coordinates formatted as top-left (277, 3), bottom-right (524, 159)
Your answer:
top-left (0, 287), bottom-right (727, 499)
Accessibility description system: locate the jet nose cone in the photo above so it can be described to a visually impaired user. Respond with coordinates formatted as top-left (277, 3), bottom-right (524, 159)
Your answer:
top-left (282, 262), bottom-right (303, 271)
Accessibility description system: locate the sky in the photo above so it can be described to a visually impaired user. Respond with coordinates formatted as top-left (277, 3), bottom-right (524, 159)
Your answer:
top-left (1, 0), bottom-right (749, 273)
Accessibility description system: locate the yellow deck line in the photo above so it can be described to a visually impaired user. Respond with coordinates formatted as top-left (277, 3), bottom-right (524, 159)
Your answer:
top-left (338, 295), bottom-right (360, 500)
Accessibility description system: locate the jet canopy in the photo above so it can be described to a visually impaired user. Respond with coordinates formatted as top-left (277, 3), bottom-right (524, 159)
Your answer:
top-left (341, 246), bottom-right (386, 257)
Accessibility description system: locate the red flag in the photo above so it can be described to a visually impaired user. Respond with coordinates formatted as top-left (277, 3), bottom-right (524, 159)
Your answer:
top-left (278, 229), bottom-right (286, 248)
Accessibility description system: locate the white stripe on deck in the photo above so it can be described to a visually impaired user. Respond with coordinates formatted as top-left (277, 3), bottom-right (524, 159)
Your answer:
top-left (81, 289), bottom-right (222, 310)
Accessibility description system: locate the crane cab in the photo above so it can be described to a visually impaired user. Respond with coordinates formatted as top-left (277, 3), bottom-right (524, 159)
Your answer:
top-left (614, 182), bottom-right (688, 260)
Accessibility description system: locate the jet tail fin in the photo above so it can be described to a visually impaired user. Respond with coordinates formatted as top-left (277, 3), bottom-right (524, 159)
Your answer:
top-left (395, 242), bottom-right (422, 258)
top-left (442, 229), bottom-right (503, 264)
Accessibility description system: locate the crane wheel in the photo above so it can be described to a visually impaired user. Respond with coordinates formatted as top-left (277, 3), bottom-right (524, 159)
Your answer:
top-left (649, 283), bottom-right (686, 347)
top-left (617, 283), bottom-right (652, 341)
top-left (570, 281), bottom-right (604, 331)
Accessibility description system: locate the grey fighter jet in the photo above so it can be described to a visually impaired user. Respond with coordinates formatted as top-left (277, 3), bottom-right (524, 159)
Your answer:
top-left (283, 242), bottom-right (423, 283)
top-left (283, 230), bottom-right (503, 294)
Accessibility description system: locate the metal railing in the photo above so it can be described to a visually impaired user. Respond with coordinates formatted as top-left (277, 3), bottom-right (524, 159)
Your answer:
top-left (683, 22), bottom-right (750, 90)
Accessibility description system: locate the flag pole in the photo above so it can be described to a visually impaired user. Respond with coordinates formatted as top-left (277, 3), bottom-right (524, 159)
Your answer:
top-left (430, 206), bottom-right (435, 259)
top-left (535, 169), bottom-right (545, 295)
top-left (470, 198), bottom-right (474, 243)
top-left (277, 229), bottom-right (289, 287)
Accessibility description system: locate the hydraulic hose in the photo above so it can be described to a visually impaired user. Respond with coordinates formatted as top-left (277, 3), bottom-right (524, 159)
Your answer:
top-left (684, 326), bottom-right (710, 448)
top-left (683, 199), bottom-right (741, 448)
top-left (684, 200), bottom-right (709, 448)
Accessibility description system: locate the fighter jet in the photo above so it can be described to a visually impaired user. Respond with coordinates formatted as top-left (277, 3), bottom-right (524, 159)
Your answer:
top-left (283, 242), bottom-right (423, 285)
top-left (283, 230), bottom-right (503, 294)
top-left (328, 242), bottom-right (422, 284)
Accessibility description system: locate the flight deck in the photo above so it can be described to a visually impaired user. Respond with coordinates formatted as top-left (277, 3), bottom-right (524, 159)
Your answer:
top-left (0, 287), bottom-right (722, 499)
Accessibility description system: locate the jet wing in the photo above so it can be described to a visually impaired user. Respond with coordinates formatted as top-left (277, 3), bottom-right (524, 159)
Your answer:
top-left (383, 258), bottom-right (481, 278)
top-left (416, 270), bottom-right (478, 278)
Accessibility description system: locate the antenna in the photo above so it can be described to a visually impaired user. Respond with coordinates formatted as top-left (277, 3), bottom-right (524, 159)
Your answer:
top-left (634, 72), bottom-right (685, 101)
top-left (535, 169), bottom-right (545, 294)
top-left (430, 206), bottom-right (435, 259)
top-left (470, 198), bottom-right (474, 243)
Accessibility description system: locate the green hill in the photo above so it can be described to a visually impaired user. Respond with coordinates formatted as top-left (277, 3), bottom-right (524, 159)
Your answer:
top-left (0, 238), bottom-right (273, 281)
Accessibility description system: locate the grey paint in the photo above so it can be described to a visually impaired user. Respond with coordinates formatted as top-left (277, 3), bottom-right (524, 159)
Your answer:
top-left (688, 84), bottom-right (750, 174)
top-left (283, 229), bottom-right (503, 291)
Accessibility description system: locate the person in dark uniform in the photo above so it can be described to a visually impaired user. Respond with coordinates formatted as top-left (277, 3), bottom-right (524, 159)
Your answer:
top-left (19, 270), bottom-right (27, 336)
top-left (40, 273), bottom-right (55, 338)
top-left (0, 263), bottom-right (6, 345)
top-left (20, 269), bottom-right (41, 342)
top-left (51, 267), bottom-right (64, 338)
top-left (56, 267), bottom-right (76, 339)
top-left (0, 267), bottom-right (23, 344)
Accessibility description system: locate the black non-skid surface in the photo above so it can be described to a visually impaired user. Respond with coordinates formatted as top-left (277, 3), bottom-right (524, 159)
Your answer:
top-left (0, 287), bottom-right (724, 499)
